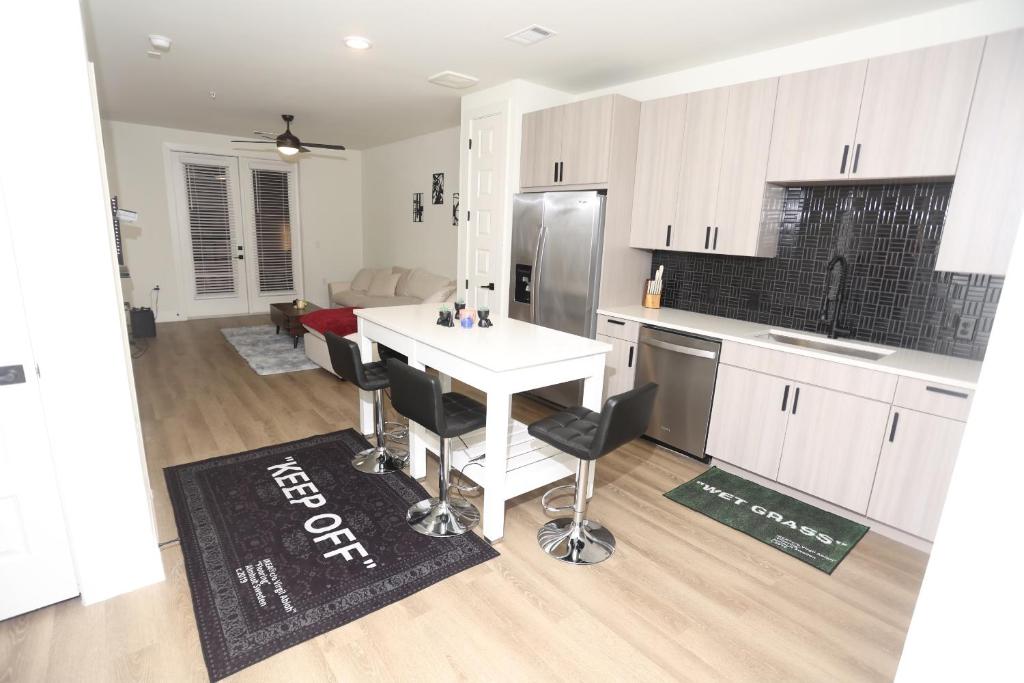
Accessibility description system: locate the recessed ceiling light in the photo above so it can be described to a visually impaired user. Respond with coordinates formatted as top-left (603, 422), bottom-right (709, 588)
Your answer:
top-left (504, 25), bottom-right (556, 46)
top-left (427, 71), bottom-right (479, 89)
top-left (344, 36), bottom-right (373, 50)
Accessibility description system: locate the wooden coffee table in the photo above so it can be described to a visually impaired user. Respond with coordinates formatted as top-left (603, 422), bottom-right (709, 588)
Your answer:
top-left (270, 302), bottom-right (322, 348)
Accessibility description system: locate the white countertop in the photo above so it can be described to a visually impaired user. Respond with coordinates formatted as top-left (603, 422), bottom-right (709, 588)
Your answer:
top-left (598, 305), bottom-right (983, 389)
top-left (357, 304), bottom-right (611, 373)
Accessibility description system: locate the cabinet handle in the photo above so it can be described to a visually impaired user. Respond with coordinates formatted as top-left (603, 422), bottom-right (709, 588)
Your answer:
top-left (607, 319), bottom-right (625, 326)
top-left (852, 144), bottom-right (861, 174)
top-left (665, 225), bottom-right (672, 247)
top-left (889, 411), bottom-right (900, 442)
top-left (840, 144), bottom-right (850, 174)
top-left (925, 385), bottom-right (970, 399)
top-left (792, 387), bottom-right (800, 415)
top-left (704, 226), bottom-right (711, 249)
top-left (713, 227), bottom-right (719, 250)
top-left (553, 162), bottom-right (558, 183)
top-left (558, 161), bottom-right (564, 183)
top-left (780, 384), bottom-right (790, 412)
top-left (628, 346), bottom-right (634, 368)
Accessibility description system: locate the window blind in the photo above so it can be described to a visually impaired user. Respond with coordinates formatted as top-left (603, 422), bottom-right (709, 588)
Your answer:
top-left (183, 162), bottom-right (236, 296)
top-left (250, 168), bottom-right (295, 293)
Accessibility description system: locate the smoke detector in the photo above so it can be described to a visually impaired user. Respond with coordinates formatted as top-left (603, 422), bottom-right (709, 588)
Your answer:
top-left (504, 25), bottom-right (556, 46)
top-left (427, 70), bottom-right (479, 90)
top-left (147, 34), bottom-right (172, 56)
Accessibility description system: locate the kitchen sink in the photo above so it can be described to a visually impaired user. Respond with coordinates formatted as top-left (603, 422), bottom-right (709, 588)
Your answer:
top-left (755, 330), bottom-right (895, 361)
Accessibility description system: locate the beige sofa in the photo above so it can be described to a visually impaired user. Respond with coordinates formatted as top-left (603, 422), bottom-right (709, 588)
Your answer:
top-left (305, 266), bottom-right (456, 375)
top-left (327, 266), bottom-right (456, 308)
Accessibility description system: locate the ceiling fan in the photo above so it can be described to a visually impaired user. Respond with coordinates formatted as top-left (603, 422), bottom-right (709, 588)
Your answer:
top-left (231, 114), bottom-right (346, 155)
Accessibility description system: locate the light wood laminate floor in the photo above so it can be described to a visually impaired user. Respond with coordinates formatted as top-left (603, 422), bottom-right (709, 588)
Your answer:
top-left (0, 315), bottom-right (929, 682)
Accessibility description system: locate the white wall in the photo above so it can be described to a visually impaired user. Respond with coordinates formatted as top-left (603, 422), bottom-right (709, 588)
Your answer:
top-left (580, 0), bottom-right (1024, 101)
top-left (102, 121), bottom-right (363, 319)
top-left (361, 126), bottom-right (461, 278)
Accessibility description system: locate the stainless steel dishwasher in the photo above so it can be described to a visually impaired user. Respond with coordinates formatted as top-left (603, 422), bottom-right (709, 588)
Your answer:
top-left (635, 326), bottom-right (721, 461)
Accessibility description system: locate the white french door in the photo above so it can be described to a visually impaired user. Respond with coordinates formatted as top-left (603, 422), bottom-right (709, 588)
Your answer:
top-left (171, 151), bottom-right (303, 317)
top-left (0, 184), bottom-right (79, 619)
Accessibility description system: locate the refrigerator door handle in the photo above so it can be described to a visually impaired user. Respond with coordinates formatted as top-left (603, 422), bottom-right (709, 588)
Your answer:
top-left (530, 224), bottom-right (548, 323)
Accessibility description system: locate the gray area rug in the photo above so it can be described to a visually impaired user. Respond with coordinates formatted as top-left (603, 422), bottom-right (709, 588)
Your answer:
top-left (221, 325), bottom-right (319, 375)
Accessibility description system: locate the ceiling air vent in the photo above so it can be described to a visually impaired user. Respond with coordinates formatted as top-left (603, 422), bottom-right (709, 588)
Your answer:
top-left (427, 70), bottom-right (480, 89)
top-left (505, 25), bottom-right (557, 46)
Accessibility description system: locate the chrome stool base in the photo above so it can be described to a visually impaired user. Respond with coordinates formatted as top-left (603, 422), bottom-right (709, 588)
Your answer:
top-left (537, 518), bottom-right (615, 565)
top-left (351, 445), bottom-right (408, 475)
top-left (407, 497), bottom-right (480, 537)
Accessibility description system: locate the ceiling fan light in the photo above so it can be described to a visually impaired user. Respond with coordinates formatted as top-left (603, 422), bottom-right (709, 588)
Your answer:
top-left (278, 145), bottom-right (300, 156)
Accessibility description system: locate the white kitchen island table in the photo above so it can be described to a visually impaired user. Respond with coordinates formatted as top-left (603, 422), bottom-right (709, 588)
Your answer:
top-left (355, 304), bottom-right (611, 542)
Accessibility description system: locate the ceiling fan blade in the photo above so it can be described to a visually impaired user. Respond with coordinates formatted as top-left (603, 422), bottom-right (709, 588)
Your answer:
top-left (302, 142), bottom-right (347, 151)
top-left (299, 146), bottom-right (311, 153)
top-left (230, 139), bottom-right (276, 144)
top-left (252, 131), bottom-right (277, 140)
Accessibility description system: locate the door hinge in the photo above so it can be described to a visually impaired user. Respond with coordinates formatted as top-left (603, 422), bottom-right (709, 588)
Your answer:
top-left (465, 279), bottom-right (469, 289)
top-left (35, 364), bottom-right (41, 378)
top-left (468, 139), bottom-right (472, 149)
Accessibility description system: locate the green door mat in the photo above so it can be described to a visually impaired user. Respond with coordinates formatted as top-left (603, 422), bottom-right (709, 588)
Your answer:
top-left (664, 467), bottom-right (869, 574)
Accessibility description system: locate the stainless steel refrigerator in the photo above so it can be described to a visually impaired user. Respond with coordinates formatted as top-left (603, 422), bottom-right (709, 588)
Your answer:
top-left (508, 191), bottom-right (606, 407)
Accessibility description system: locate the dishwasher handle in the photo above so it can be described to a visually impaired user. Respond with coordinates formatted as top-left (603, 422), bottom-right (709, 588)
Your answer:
top-left (640, 337), bottom-right (718, 360)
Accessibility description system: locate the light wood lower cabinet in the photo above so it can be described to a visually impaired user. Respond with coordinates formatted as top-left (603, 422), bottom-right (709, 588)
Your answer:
top-left (706, 364), bottom-right (790, 479)
top-left (595, 333), bottom-right (637, 400)
top-left (867, 408), bottom-right (965, 541)
top-left (775, 384), bottom-right (891, 514)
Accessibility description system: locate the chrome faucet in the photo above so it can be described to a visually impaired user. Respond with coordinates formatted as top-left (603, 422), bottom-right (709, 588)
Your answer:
top-left (820, 255), bottom-right (853, 339)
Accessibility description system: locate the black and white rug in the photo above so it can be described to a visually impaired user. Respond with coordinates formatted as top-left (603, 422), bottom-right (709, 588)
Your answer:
top-left (221, 325), bottom-right (319, 375)
top-left (165, 429), bottom-right (498, 680)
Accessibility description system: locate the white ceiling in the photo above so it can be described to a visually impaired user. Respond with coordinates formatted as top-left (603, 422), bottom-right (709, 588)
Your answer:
top-left (83, 0), bottom-right (964, 150)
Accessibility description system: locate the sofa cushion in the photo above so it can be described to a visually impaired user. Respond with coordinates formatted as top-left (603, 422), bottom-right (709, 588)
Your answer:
top-left (421, 286), bottom-right (456, 303)
top-left (333, 290), bottom-right (371, 307)
top-left (400, 268), bottom-right (453, 300)
top-left (367, 270), bottom-right (401, 297)
top-left (359, 295), bottom-right (421, 307)
top-left (351, 267), bottom-right (390, 292)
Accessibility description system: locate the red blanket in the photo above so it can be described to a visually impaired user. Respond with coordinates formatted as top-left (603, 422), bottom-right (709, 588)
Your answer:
top-left (300, 307), bottom-right (360, 337)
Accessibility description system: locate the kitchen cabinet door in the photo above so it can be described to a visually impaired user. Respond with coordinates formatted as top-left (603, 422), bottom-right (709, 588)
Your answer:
top-left (766, 60), bottom-right (868, 182)
top-left (852, 38), bottom-right (984, 179)
top-left (706, 364), bottom-right (791, 480)
top-left (713, 77), bottom-right (779, 256)
top-left (937, 29), bottom-right (1024, 276)
top-left (776, 384), bottom-right (890, 513)
top-left (867, 408), bottom-right (964, 540)
top-left (630, 95), bottom-right (687, 249)
top-left (520, 105), bottom-right (563, 188)
top-left (674, 86), bottom-right (730, 252)
top-left (561, 96), bottom-right (615, 185)
top-left (597, 333), bottom-right (637, 401)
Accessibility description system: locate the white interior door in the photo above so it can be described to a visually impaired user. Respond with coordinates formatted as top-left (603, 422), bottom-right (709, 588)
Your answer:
top-left (464, 107), bottom-right (508, 312)
top-left (239, 158), bottom-right (303, 313)
top-left (0, 185), bottom-right (79, 620)
top-left (171, 152), bottom-right (250, 317)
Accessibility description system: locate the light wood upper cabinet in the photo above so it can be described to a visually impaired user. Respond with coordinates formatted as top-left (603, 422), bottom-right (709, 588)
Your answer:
top-left (775, 384), bottom-right (891, 514)
top-left (937, 29), bottom-right (1024, 276)
top-left (706, 364), bottom-right (790, 479)
top-left (867, 408), bottom-right (964, 540)
top-left (520, 106), bottom-right (563, 188)
top-left (674, 86), bottom-right (730, 251)
top-left (714, 77), bottom-right (779, 256)
top-left (852, 38), bottom-right (984, 179)
top-left (629, 95), bottom-right (687, 249)
top-left (561, 96), bottom-right (615, 185)
top-left (766, 60), bottom-right (867, 182)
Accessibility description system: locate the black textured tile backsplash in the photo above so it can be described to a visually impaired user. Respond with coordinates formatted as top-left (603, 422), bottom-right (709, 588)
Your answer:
top-left (651, 182), bottom-right (1001, 360)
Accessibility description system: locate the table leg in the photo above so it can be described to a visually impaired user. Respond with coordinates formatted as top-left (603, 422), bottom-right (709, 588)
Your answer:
top-left (581, 355), bottom-right (604, 499)
top-left (293, 335), bottom-right (299, 349)
top-left (407, 357), bottom-right (428, 481)
top-left (438, 372), bottom-right (452, 393)
top-left (482, 390), bottom-right (511, 543)
top-left (357, 332), bottom-right (375, 437)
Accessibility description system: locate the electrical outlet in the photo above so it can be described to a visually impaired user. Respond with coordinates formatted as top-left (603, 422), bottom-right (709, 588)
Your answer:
top-left (956, 316), bottom-right (977, 341)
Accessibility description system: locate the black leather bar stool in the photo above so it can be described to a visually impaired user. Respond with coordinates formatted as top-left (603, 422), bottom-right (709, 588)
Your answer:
top-left (527, 383), bottom-right (658, 565)
top-left (386, 359), bottom-right (487, 537)
top-left (325, 332), bottom-right (407, 474)
top-left (376, 344), bottom-right (409, 441)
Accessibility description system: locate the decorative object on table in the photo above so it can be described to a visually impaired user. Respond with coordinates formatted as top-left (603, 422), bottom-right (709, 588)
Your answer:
top-left (292, 298), bottom-right (308, 310)
top-left (477, 307), bottom-right (493, 328)
top-left (460, 313), bottom-right (474, 329)
top-left (412, 192), bottom-right (424, 222)
top-left (436, 306), bottom-right (454, 327)
top-left (451, 192), bottom-right (460, 226)
top-left (432, 172), bottom-right (445, 204)
top-left (164, 429), bottom-right (498, 681)
top-left (664, 467), bottom-right (868, 574)
top-left (270, 301), bottom-right (323, 348)
top-left (453, 299), bottom-right (466, 319)
top-left (642, 265), bottom-right (664, 309)
top-left (222, 325), bottom-right (318, 375)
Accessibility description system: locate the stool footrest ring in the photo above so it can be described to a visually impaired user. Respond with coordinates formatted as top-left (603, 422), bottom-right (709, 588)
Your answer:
top-left (541, 484), bottom-right (577, 514)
